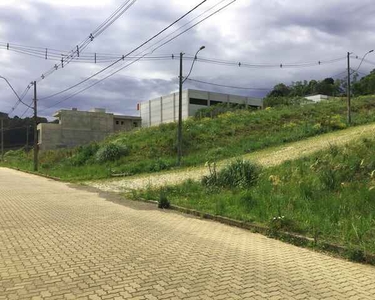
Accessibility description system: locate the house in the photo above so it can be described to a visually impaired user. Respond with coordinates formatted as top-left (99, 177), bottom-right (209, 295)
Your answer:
top-left (305, 94), bottom-right (329, 103)
top-left (139, 89), bottom-right (263, 127)
top-left (37, 108), bottom-right (141, 151)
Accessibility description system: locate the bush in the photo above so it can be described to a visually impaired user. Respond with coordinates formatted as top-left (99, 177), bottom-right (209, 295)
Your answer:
top-left (150, 158), bottom-right (171, 172)
top-left (4, 148), bottom-right (27, 158)
top-left (158, 190), bottom-right (170, 209)
top-left (96, 143), bottom-right (129, 163)
top-left (202, 159), bottom-right (261, 189)
top-left (71, 143), bottom-right (99, 166)
top-left (195, 103), bottom-right (250, 119)
top-left (263, 96), bottom-right (306, 107)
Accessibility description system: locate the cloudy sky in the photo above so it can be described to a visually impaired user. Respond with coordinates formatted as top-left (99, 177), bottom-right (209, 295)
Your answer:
top-left (1, 0), bottom-right (375, 119)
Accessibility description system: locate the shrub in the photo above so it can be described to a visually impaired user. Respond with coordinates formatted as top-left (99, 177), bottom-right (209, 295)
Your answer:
top-left (158, 190), bottom-right (170, 209)
top-left (263, 96), bottom-right (306, 107)
top-left (96, 143), bottom-right (129, 163)
top-left (4, 148), bottom-right (27, 158)
top-left (269, 216), bottom-right (300, 233)
top-left (150, 158), bottom-right (171, 172)
top-left (202, 159), bottom-right (261, 189)
top-left (195, 103), bottom-right (250, 119)
top-left (71, 143), bottom-right (99, 166)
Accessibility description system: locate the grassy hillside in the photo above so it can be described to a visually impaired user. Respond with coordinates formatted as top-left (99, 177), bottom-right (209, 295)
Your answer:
top-left (3, 96), bottom-right (375, 181)
top-left (133, 136), bottom-right (375, 258)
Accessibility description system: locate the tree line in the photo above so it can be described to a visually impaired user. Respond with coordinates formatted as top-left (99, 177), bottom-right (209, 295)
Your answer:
top-left (265, 69), bottom-right (375, 106)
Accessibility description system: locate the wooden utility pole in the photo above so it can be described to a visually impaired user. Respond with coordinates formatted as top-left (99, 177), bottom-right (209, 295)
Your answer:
top-left (1, 118), bottom-right (3, 161)
top-left (33, 81), bottom-right (38, 171)
top-left (177, 52), bottom-right (184, 166)
top-left (26, 125), bottom-right (30, 151)
top-left (347, 52), bottom-right (351, 125)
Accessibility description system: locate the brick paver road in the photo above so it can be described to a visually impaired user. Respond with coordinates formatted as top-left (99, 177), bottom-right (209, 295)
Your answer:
top-left (1, 168), bottom-right (375, 300)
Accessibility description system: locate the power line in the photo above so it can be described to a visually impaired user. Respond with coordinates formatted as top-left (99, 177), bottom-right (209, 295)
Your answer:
top-left (7, 84), bottom-right (33, 115)
top-left (38, 0), bottom-right (209, 102)
top-left (32, 0), bottom-right (137, 84)
top-left (40, 0), bottom-right (236, 110)
top-left (0, 43), bottom-right (178, 63)
top-left (2, 40), bottom-right (348, 70)
top-left (6, 0), bottom-right (138, 117)
top-left (194, 56), bottom-right (347, 69)
top-left (0, 40), bottom-right (349, 69)
top-left (186, 78), bottom-right (271, 90)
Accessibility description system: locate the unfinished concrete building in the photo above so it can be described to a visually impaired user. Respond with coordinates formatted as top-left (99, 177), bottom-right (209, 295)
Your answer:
top-left (38, 108), bottom-right (141, 151)
top-left (139, 89), bottom-right (263, 127)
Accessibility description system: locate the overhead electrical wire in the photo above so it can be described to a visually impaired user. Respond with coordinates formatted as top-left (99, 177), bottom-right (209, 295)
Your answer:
top-left (186, 78), bottom-right (271, 90)
top-left (12, 0), bottom-right (138, 117)
top-left (41, 0), bottom-right (350, 111)
top-left (15, 0), bottom-right (356, 116)
top-left (4, 80), bottom-right (33, 115)
top-left (33, 0), bottom-right (137, 84)
top-left (39, 0), bottom-right (237, 111)
top-left (38, 0), bottom-right (210, 102)
top-left (194, 56), bottom-right (347, 69)
top-left (0, 43), bottom-right (179, 64)
top-left (1, 41), bottom-right (348, 70)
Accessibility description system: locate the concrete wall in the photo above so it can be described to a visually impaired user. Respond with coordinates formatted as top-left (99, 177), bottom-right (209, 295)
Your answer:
top-left (140, 91), bottom-right (189, 127)
top-left (38, 123), bottom-right (63, 151)
top-left (38, 110), bottom-right (140, 151)
top-left (114, 117), bottom-right (141, 132)
top-left (140, 89), bottom-right (263, 127)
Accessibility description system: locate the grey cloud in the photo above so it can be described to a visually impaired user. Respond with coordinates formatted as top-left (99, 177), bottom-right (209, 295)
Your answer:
top-left (1, 0), bottom-right (375, 119)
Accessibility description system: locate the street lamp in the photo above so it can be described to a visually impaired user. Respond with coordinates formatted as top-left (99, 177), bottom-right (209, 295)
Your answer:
top-left (177, 46), bottom-right (205, 166)
top-left (0, 75), bottom-right (21, 162)
top-left (347, 50), bottom-right (374, 124)
top-left (0, 76), bottom-right (37, 170)
top-left (0, 76), bottom-right (22, 102)
top-left (354, 49), bottom-right (374, 74)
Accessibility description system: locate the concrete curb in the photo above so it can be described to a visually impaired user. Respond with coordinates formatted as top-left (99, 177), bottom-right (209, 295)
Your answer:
top-left (159, 201), bottom-right (375, 266)
top-left (6, 166), bottom-right (63, 182)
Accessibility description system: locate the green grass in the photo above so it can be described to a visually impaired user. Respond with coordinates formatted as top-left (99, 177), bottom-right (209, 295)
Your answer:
top-left (3, 95), bottom-right (375, 181)
top-left (132, 137), bottom-right (375, 256)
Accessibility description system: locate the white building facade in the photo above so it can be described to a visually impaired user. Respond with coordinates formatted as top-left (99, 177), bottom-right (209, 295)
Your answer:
top-left (140, 89), bottom-right (263, 127)
top-left (305, 94), bottom-right (329, 103)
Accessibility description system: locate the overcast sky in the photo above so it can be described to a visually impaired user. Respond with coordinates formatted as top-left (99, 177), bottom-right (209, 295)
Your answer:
top-left (1, 0), bottom-right (375, 119)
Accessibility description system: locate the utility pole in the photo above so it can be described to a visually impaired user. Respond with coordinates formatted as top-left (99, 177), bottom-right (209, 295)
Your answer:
top-left (26, 125), bottom-right (30, 151)
top-left (177, 52), bottom-right (184, 166)
top-left (33, 81), bottom-right (38, 171)
top-left (347, 52), bottom-right (351, 125)
top-left (1, 118), bottom-right (3, 161)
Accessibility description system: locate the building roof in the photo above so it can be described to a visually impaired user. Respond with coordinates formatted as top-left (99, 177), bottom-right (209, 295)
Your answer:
top-left (114, 115), bottom-right (141, 120)
top-left (53, 108), bottom-right (140, 120)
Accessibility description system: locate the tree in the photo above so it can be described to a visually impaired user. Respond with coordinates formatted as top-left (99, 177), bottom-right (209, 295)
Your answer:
top-left (267, 83), bottom-right (290, 97)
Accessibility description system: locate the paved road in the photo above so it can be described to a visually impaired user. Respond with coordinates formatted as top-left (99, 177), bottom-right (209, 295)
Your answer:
top-left (1, 168), bottom-right (375, 300)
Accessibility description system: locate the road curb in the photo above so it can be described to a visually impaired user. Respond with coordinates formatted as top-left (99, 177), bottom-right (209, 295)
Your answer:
top-left (6, 166), bottom-right (63, 182)
top-left (156, 200), bottom-right (375, 266)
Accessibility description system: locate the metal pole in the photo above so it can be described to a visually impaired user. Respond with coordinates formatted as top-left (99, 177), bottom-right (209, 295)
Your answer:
top-left (1, 119), bottom-right (3, 161)
top-left (347, 52), bottom-right (351, 125)
top-left (33, 81), bottom-right (38, 171)
top-left (177, 52), bottom-right (184, 166)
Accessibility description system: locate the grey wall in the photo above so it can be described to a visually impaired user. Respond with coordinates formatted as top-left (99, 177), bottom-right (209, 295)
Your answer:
top-left (38, 110), bottom-right (140, 150)
top-left (140, 90), bottom-right (189, 127)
